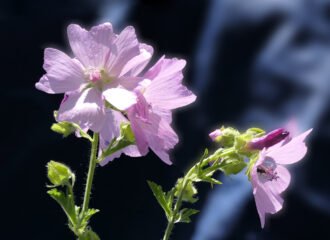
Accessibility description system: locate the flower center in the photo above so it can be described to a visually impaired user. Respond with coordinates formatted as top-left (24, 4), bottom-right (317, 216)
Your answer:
top-left (257, 157), bottom-right (278, 181)
top-left (84, 67), bottom-right (114, 89)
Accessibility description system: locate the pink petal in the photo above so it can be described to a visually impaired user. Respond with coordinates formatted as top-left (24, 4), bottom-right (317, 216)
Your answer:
top-left (267, 129), bottom-right (313, 165)
top-left (144, 57), bottom-right (196, 109)
top-left (264, 165), bottom-right (291, 194)
top-left (128, 108), bottom-right (178, 165)
top-left (105, 26), bottom-right (140, 76)
top-left (252, 178), bottom-right (283, 228)
top-left (99, 110), bottom-right (141, 166)
top-left (36, 48), bottom-right (84, 93)
top-left (120, 43), bottom-right (154, 77)
top-left (67, 23), bottom-right (114, 67)
top-left (102, 88), bottom-right (137, 111)
top-left (57, 88), bottom-right (105, 132)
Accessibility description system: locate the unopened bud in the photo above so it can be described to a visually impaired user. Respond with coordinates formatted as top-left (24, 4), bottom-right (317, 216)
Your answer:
top-left (247, 128), bottom-right (289, 150)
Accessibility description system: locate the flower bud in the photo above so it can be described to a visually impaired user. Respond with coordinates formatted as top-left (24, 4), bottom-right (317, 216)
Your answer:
top-left (209, 129), bottom-right (222, 141)
top-left (51, 122), bottom-right (75, 137)
top-left (47, 161), bottom-right (75, 186)
top-left (247, 128), bottom-right (289, 150)
top-left (120, 123), bottom-right (135, 144)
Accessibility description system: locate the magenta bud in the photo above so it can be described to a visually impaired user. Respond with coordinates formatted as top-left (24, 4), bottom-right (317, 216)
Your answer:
top-left (248, 128), bottom-right (289, 150)
top-left (209, 129), bottom-right (222, 141)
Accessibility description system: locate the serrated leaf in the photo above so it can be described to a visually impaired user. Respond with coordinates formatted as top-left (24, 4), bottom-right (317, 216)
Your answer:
top-left (80, 208), bottom-right (100, 229)
top-left (175, 208), bottom-right (200, 223)
top-left (147, 181), bottom-right (172, 218)
top-left (47, 188), bottom-right (77, 226)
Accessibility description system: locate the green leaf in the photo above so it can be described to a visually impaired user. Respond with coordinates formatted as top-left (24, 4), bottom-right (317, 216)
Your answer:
top-left (80, 208), bottom-right (100, 230)
top-left (175, 208), bottom-right (199, 223)
top-left (47, 161), bottom-right (75, 187)
top-left (47, 188), bottom-right (77, 226)
top-left (175, 179), bottom-right (198, 204)
top-left (147, 181), bottom-right (172, 219)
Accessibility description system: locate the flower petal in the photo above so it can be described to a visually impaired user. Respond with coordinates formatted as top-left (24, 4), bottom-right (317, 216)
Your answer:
top-left (144, 57), bottom-right (196, 109)
top-left (264, 165), bottom-right (291, 194)
top-left (267, 129), bottom-right (313, 165)
top-left (128, 97), bottom-right (178, 165)
top-left (57, 88), bottom-right (105, 132)
top-left (105, 26), bottom-right (140, 76)
top-left (120, 43), bottom-right (154, 77)
top-left (102, 88), bottom-right (137, 111)
top-left (99, 110), bottom-right (141, 166)
top-left (36, 48), bottom-right (84, 93)
top-left (67, 23), bottom-right (114, 67)
top-left (252, 178), bottom-right (283, 228)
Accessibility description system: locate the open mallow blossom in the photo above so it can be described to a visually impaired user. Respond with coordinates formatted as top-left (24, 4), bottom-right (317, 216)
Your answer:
top-left (36, 22), bottom-right (151, 132)
top-left (250, 128), bottom-right (312, 228)
top-left (100, 56), bottom-right (196, 165)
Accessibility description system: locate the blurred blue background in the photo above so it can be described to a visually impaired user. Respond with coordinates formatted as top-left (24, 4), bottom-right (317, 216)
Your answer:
top-left (0, 0), bottom-right (329, 239)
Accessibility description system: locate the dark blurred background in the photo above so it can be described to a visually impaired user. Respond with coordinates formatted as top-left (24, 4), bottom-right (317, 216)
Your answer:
top-left (1, 0), bottom-right (329, 239)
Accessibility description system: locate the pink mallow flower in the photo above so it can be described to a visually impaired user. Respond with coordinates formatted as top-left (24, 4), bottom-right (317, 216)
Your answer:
top-left (36, 22), bottom-right (152, 132)
top-left (251, 128), bottom-right (312, 228)
top-left (125, 57), bottom-right (196, 165)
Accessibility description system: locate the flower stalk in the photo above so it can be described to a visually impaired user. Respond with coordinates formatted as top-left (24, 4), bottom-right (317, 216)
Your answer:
top-left (81, 132), bottom-right (99, 215)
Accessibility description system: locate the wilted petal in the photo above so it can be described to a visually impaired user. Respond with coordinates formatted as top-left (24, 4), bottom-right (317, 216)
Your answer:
top-left (267, 129), bottom-right (312, 165)
top-left (102, 88), bottom-right (137, 111)
top-left (144, 57), bottom-right (196, 109)
top-left (67, 23), bottom-right (114, 67)
top-left (57, 88), bottom-right (105, 132)
top-left (36, 48), bottom-right (84, 93)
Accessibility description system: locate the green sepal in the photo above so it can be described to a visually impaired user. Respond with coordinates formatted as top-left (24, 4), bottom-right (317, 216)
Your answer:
top-left (47, 188), bottom-right (78, 226)
top-left (51, 122), bottom-right (75, 137)
top-left (175, 208), bottom-right (199, 223)
top-left (245, 152), bottom-right (260, 180)
top-left (98, 123), bottom-right (135, 163)
top-left (51, 121), bottom-right (93, 142)
top-left (47, 161), bottom-right (75, 187)
top-left (147, 181), bottom-right (172, 219)
top-left (175, 179), bottom-right (198, 204)
top-left (220, 156), bottom-right (247, 175)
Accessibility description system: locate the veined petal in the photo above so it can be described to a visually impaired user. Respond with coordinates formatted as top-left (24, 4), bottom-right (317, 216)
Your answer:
top-left (144, 57), bottom-right (196, 109)
top-left (99, 110), bottom-right (141, 166)
top-left (36, 48), bottom-right (84, 93)
top-left (67, 23), bottom-right (114, 67)
top-left (128, 101), bottom-right (178, 165)
top-left (267, 129), bottom-right (313, 165)
top-left (120, 43), bottom-right (154, 77)
top-left (57, 88), bottom-right (105, 132)
top-left (264, 165), bottom-right (291, 194)
top-left (252, 179), bottom-right (283, 228)
top-left (102, 88), bottom-right (137, 111)
top-left (105, 26), bottom-right (140, 76)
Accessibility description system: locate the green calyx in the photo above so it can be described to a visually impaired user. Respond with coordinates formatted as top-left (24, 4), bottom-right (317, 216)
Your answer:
top-left (47, 161), bottom-right (75, 187)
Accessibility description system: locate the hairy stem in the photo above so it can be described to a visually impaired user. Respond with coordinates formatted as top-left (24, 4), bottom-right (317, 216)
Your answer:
top-left (81, 132), bottom-right (99, 215)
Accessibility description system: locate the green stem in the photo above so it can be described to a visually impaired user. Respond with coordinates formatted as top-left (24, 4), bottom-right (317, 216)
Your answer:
top-left (81, 132), bottom-right (99, 215)
top-left (162, 147), bottom-right (235, 240)
top-left (163, 177), bottom-right (189, 240)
